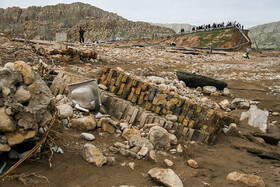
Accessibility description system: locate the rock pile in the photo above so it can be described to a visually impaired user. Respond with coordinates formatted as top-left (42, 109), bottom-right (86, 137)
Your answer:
top-left (0, 61), bottom-right (54, 153)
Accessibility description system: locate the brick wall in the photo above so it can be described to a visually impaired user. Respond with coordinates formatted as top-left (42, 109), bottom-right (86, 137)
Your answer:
top-left (98, 67), bottom-right (234, 143)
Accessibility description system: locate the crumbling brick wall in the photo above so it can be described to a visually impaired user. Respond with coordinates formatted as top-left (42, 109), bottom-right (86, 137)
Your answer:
top-left (98, 67), bottom-right (234, 143)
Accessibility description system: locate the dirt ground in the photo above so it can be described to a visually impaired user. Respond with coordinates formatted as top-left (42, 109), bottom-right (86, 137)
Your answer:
top-left (0, 37), bottom-right (280, 187)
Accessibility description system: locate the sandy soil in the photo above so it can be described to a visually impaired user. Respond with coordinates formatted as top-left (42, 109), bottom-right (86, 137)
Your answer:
top-left (0, 37), bottom-right (280, 187)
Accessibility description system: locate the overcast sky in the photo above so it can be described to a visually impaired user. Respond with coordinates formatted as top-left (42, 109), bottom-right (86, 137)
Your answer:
top-left (0, 0), bottom-right (279, 28)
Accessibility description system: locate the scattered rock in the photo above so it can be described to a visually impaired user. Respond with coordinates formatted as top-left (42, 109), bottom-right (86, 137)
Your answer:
top-left (272, 112), bottom-right (279, 116)
top-left (128, 162), bottom-right (135, 170)
top-left (219, 99), bottom-right (230, 110)
top-left (0, 143), bottom-right (11, 152)
top-left (187, 159), bottom-right (199, 168)
top-left (149, 150), bottom-right (158, 162)
top-left (102, 122), bottom-right (115, 134)
top-left (226, 171), bottom-right (265, 187)
top-left (14, 61), bottom-right (35, 85)
top-left (114, 142), bottom-right (127, 149)
top-left (98, 84), bottom-right (108, 90)
top-left (129, 135), bottom-right (154, 150)
top-left (122, 126), bottom-right (141, 140)
top-left (130, 146), bottom-right (141, 153)
top-left (164, 159), bottom-right (174, 167)
top-left (56, 104), bottom-right (73, 118)
top-left (231, 98), bottom-right (250, 109)
top-left (169, 133), bottom-right (178, 145)
top-left (149, 126), bottom-right (171, 151)
top-left (148, 167), bottom-right (183, 187)
top-left (176, 144), bottom-right (183, 153)
top-left (5, 130), bottom-right (36, 146)
top-left (225, 123), bottom-right (240, 136)
top-left (240, 105), bottom-right (269, 132)
top-left (203, 86), bottom-right (217, 94)
top-left (0, 107), bottom-right (15, 132)
top-left (81, 132), bottom-right (95, 141)
top-left (71, 115), bottom-right (97, 131)
top-left (83, 143), bottom-right (106, 167)
top-left (106, 157), bottom-right (117, 166)
top-left (223, 87), bottom-right (231, 96)
top-left (14, 86), bottom-right (31, 103)
top-left (137, 146), bottom-right (149, 157)
top-left (170, 149), bottom-right (177, 154)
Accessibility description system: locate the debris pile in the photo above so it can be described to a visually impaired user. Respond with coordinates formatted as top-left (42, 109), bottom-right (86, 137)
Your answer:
top-left (0, 61), bottom-right (54, 153)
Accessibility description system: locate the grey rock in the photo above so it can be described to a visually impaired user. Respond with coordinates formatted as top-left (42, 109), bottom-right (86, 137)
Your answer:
top-left (81, 132), bottom-right (95, 141)
top-left (106, 157), bottom-right (117, 166)
top-left (176, 144), bottom-right (183, 153)
top-left (219, 99), bottom-right (230, 110)
top-left (137, 146), bottom-right (149, 157)
top-left (149, 126), bottom-right (171, 151)
top-left (114, 142), bottom-right (127, 149)
top-left (56, 104), bottom-right (73, 118)
top-left (148, 167), bottom-right (183, 187)
top-left (149, 150), bottom-right (158, 162)
top-left (129, 135), bottom-right (154, 150)
top-left (203, 86), bottom-right (217, 94)
top-left (169, 133), bottom-right (178, 145)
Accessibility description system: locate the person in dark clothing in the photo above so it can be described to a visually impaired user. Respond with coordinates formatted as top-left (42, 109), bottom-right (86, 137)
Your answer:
top-left (79, 27), bottom-right (85, 43)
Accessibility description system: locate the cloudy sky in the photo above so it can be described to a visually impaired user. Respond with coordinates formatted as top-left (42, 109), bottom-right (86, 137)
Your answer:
top-left (0, 0), bottom-right (279, 28)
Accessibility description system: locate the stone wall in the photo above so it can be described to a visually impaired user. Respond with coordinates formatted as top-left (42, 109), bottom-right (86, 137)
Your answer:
top-left (98, 67), bottom-right (234, 143)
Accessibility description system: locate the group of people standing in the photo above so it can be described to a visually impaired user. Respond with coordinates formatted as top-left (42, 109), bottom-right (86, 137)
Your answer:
top-left (191, 21), bottom-right (243, 32)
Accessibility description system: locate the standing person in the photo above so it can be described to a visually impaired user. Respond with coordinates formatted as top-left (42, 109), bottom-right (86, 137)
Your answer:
top-left (79, 27), bottom-right (85, 43)
top-left (243, 47), bottom-right (251, 59)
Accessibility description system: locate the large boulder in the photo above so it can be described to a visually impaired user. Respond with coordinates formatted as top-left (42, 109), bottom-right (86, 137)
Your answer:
top-left (149, 126), bottom-right (171, 151)
top-left (148, 167), bottom-right (183, 187)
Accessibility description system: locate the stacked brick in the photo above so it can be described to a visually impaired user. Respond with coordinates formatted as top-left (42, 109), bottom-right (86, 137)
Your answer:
top-left (98, 67), bottom-right (234, 143)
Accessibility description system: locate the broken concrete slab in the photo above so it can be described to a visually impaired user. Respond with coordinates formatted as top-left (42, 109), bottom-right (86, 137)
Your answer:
top-left (240, 105), bottom-right (269, 132)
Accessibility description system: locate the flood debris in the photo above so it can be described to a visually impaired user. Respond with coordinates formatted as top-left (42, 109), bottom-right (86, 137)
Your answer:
top-left (240, 105), bottom-right (269, 132)
top-left (176, 71), bottom-right (228, 90)
top-left (0, 61), bottom-right (54, 153)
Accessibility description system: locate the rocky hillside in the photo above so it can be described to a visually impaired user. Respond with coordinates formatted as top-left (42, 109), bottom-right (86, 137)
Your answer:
top-left (249, 21), bottom-right (280, 50)
top-left (151, 23), bottom-right (194, 33)
top-left (0, 2), bottom-right (175, 41)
